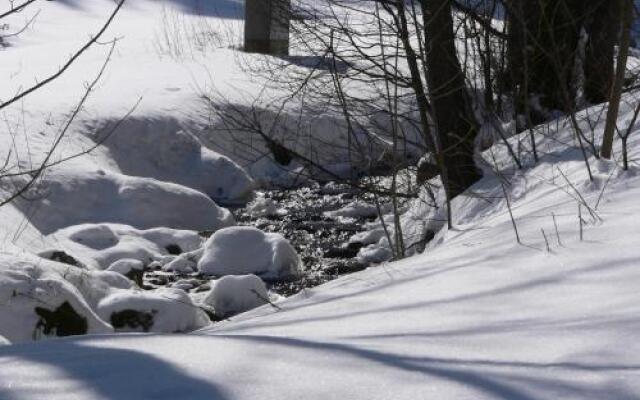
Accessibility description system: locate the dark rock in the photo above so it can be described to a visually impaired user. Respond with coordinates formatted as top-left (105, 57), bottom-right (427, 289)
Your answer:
top-left (125, 268), bottom-right (144, 287)
top-left (41, 250), bottom-right (86, 269)
top-left (110, 309), bottom-right (156, 332)
top-left (34, 301), bottom-right (88, 338)
top-left (165, 244), bottom-right (182, 255)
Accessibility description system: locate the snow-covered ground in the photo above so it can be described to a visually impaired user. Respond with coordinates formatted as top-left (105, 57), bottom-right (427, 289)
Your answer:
top-left (2, 119), bottom-right (640, 397)
top-left (1, 0), bottom-right (640, 398)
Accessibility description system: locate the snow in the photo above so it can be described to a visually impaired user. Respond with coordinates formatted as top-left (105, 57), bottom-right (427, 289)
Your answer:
top-left (15, 168), bottom-right (235, 235)
top-left (0, 0), bottom-right (639, 398)
top-left (0, 336), bottom-right (10, 346)
top-left (92, 116), bottom-right (255, 205)
top-left (96, 288), bottom-right (209, 333)
top-left (106, 258), bottom-right (145, 276)
top-left (247, 193), bottom-right (287, 217)
top-left (2, 93), bottom-right (640, 396)
top-left (198, 226), bottom-right (301, 279)
top-left (326, 200), bottom-right (384, 219)
top-left (47, 223), bottom-right (205, 270)
top-left (0, 253), bottom-right (114, 343)
top-left (202, 274), bottom-right (269, 318)
top-left (162, 248), bottom-right (204, 273)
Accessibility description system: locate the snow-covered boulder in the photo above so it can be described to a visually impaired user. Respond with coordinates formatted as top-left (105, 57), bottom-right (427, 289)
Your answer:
top-left (198, 226), bottom-right (301, 280)
top-left (15, 167), bottom-right (234, 234)
top-left (47, 223), bottom-right (205, 270)
top-left (247, 194), bottom-right (286, 218)
top-left (326, 201), bottom-right (383, 219)
top-left (0, 254), bottom-right (113, 343)
top-left (93, 116), bottom-right (255, 205)
top-left (107, 259), bottom-right (145, 286)
top-left (96, 288), bottom-right (209, 333)
top-left (203, 275), bottom-right (269, 318)
top-left (162, 249), bottom-right (204, 273)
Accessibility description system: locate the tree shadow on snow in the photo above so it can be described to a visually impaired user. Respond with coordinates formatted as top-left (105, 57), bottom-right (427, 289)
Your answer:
top-left (223, 335), bottom-right (640, 400)
top-left (0, 338), bottom-right (229, 400)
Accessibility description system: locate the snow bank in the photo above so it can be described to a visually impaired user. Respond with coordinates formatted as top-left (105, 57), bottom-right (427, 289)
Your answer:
top-left (47, 223), bottom-right (204, 270)
top-left (96, 288), bottom-right (209, 333)
top-left (198, 226), bottom-right (301, 279)
top-left (91, 116), bottom-right (255, 205)
top-left (202, 275), bottom-right (269, 318)
top-left (0, 253), bottom-right (113, 343)
top-left (15, 167), bottom-right (234, 235)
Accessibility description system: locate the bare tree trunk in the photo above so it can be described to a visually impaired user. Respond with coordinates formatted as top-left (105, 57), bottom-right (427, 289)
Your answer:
top-left (507, 0), bottom-right (584, 113)
top-left (422, 0), bottom-right (481, 200)
top-left (601, 0), bottom-right (633, 159)
top-left (584, 0), bottom-right (620, 104)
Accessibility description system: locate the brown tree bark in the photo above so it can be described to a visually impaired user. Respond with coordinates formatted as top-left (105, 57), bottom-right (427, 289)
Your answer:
top-left (506, 0), bottom-right (584, 113)
top-left (421, 0), bottom-right (481, 199)
top-left (584, 0), bottom-right (620, 104)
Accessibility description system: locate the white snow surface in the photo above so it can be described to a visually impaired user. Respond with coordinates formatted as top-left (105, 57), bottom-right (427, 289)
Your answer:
top-left (198, 226), bottom-right (301, 279)
top-left (3, 95), bottom-right (640, 396)
top-left (46, 223), bottom-right (206, 269)
top-left (0, 0), bottom-right (639, 398)
top-left (202, 274), bottom-right (269, 318)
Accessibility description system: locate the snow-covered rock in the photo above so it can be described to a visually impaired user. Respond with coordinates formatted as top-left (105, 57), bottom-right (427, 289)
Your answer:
top-left (0, 254), bottom-right (113, 343)
top-left (247, 194), bottom-right (286, 217)
top-left (96, 288), bottom-right (209, 333)
top-left (162, 248), bottom-right (204, 273)
top-left (47, 223), bottom-right (205, 270)
top-left (326, 201), bottom-right (383, 219)
top-left (198, 226), bottom-right (301, 280)
top-left (203, 275), bottom-right (269, 318)
top-left (107, 259), bottom-right (145, 286)
top-left (0, 336), bottom-right (10, 346)
top-left (92, 116), bottom-right (255, 205)
top-left (16, 167), bottom-right (234, 234)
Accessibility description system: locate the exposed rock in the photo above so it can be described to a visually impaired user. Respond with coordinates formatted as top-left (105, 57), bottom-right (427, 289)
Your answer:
top-left (34, 301), bottom-right (88, 338)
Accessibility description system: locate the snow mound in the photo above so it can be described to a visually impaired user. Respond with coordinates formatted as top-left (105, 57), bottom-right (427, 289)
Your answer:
top-left (15, 167), bottom-right (234, 234)
top-left (48, 223), bottom-right (204, 270)
top-left (91, 116), bottom-right (255, 205)
top-left (0, 253), bottom-right (113, 343)
top-left (106, 258), bottom-right (145, 285)
top-left (326, 201), bottom-right (382, 219)
top-left (0, 336), bottom-right (10, 346)
top-left (247, 193), bottom-right (286, 217)
top-left (162, 249), bottom-right (204, 273)
top-left (203, 275), bottom-right (269, 318)
top-left (198, 226), bottom-right (301, 279)
top-left (96, 288), bottom-right (209, 333)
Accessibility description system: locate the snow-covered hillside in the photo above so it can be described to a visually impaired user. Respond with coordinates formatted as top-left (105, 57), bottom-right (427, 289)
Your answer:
top-left (2, 104), bottom-right (640, 397)
top-left (1, 0), bottom-right (640, 398)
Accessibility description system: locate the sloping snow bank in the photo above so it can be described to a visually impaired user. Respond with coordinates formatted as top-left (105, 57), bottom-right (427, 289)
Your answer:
top-left (89, 116), bottom-right (255, 205)
top-left (46, 223), bottom-right (204, 270)
top-left (198, 226), bottom-right (300, 279)
top-left (0, 253), bottom-right (115, 343)
top-left (13, 167), bottom-right (234, 235)
top-left (96, 288), bottom-right (209, 333)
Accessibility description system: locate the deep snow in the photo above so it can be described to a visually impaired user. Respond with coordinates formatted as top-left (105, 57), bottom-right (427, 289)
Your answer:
top-left (0, 0), bottom-right (639, 398)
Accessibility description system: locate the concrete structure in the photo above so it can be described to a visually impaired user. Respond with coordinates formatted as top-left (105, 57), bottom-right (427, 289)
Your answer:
top-left (244, 0), bottom-right (290, 55)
